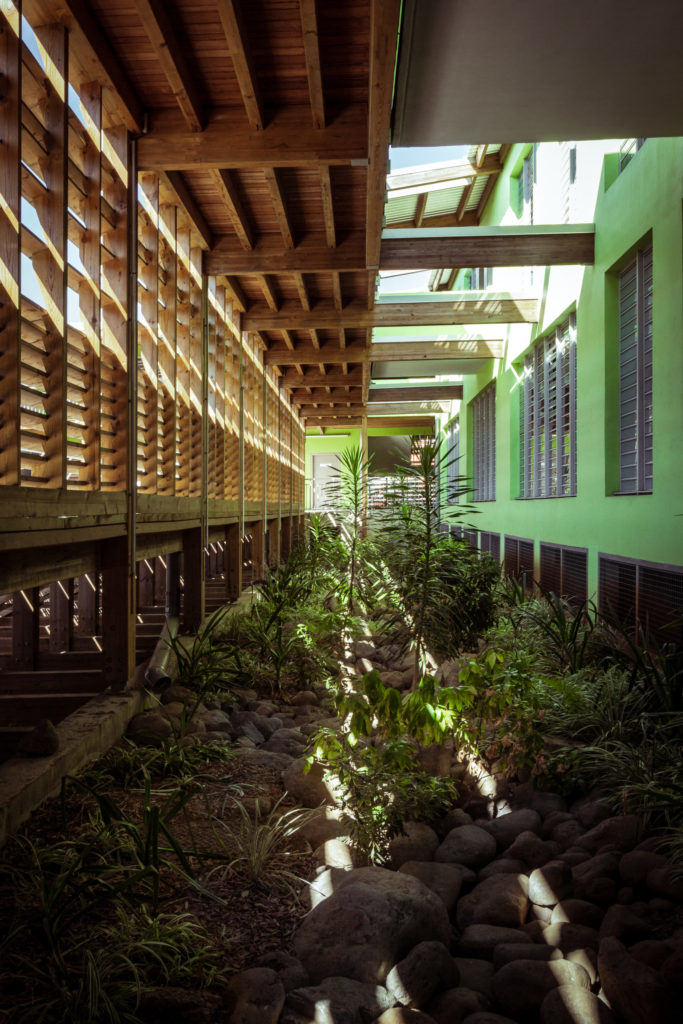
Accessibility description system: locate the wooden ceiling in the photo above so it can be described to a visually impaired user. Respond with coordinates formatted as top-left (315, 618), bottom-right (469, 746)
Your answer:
top-left (22, 0), bottom-right (594, 430)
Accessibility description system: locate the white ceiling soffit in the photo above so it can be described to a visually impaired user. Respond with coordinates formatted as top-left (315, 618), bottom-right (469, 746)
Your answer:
top-left (393, 0), bottom-right (683, 145)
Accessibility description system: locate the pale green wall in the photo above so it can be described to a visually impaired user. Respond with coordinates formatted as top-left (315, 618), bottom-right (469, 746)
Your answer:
top-left (443, 138), bottom-right (683, 596)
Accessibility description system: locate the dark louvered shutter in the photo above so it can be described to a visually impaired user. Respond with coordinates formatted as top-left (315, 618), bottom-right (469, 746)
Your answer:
top-left (599, 555), bottom-right (637, 633)
top-left (540, 544), bottom-right (562, 595)
top-left (618, 247), bottom-right (653, 493)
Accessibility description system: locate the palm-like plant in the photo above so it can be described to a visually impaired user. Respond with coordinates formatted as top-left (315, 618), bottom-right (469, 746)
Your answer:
top-left (324, 445), bottom-right (373, 612)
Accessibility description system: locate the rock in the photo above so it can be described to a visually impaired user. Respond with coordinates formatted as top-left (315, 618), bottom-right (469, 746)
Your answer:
top-left (355, 657), bottom-right (374, 675)
top-left (493, 944), bottom-right (561, 969)
top-left (574, 797), bottom-right (612, 828)
top-left (478, 858), bottom-right (525, 881)
top-left (434, 825), bottom-right (497, 868)
top-left (398, 861), bottom-right (466, 911)
top-left (575, 875), bottom-right (618, 905)
top-left (542, 811), bottom-right (576, 837)
top-left (551, 899), bottom-right (604, 930)
top-left (289, 690), bottom-right (319, 707)
top-left (646, 865), bottom-right (683, 901)
top-left (313, 839), bottom-right (356, 870)
top-left (480, 809), bottom-right (542, 849)
top-left (383, 670), bottom-right (412, 691)
top-left (455, 924), bottom-right (534, 960)
top-left (293, 866), bottom-right (452, 984)
top-left (504, 830), bottom-right (553, 868)
top-left (416, 744), bottom-right (451, 777)
top-left (552, 818), bottom-right (587, 849)
top-left (386, 941), bottom-right (458, 1008)
top-left (540, 986), bottom-right (617, 1024)
top-left (257, 716), bottom-right (284, 738)
top-left (254, 950), bottom-right (308, 993)
top-left (224, 967), bottom-right (286, 1024)
top-left (629, 940), bottom-right (674, 970)
top-left (16, 719), bottom-right (59, 757)
top-left (577, 814), bottom-right (642, 853)
top-left (247, 699), bottom-right (279, 715)
top-left (263, 728), bottom-right (307, 756)
top-left (599, 904), bottom-right (654, 943)
top-left (127, 711), bottom-right (173, 746)
top-left (455, 1016), bottom-right (517, 1024)
top-left (452, 958), bottom-right (494, 998)
top-left (528, 859), bottom-right (574, 906)
top-left (428, 986), bottom-right (490, 1024)
top-left (237, 720), bottom-right (265, 745)
top-left (286, 976), bottom-right (394, 1024)
top-left (353, 639), bottom-right (377, 660)
top-left (573, 850), bottom-right (620, 884)
top-left (558, 847), bottom-right (591, 866)
top-left (283, 759), bottom-right (339, 807)
top-left (598, 936), bottom-right (676, 1024)
top-left (661, 949), bottom-right (683, 990)
top-left (138, 986), bottom-right (224, 1023)
top-left (389, 822), bottom-right (440, 868)
top-left (201, 709), bottom-right (234, 732)
top-left (297, 810), bottom-right (349, 849)
top-left (376, 1010), bottom-right (438, 1024)
top-left (529, 902), bottom-right (553, 923)
top-left (542, 922), bottom-right (600, 953)
top-left (619, 850), bottom-right (669, 885)
top-left (235, 736), bottom-right (255, 748)
top-left (456, 874), bottom-right (529, 929)
top-left (492, 960), bottom-right (590, 1016)
top-left (511, 786), bottom-right (567, 817)
top-left (438, 807), bottom-right (472, 835)
top-left (234, 747), bottom-right (293, 771)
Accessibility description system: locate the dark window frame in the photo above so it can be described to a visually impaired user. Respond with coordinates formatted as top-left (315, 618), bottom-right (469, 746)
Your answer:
top-left (617, 245), bottom-right (653, 494)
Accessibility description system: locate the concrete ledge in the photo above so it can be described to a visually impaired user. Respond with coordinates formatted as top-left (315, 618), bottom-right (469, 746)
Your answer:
top-left (0, 684), bottom-right (146, 848)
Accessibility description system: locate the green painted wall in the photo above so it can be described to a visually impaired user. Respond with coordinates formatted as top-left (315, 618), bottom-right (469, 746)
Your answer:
top-left (442, 138), bottom-right (683, 595)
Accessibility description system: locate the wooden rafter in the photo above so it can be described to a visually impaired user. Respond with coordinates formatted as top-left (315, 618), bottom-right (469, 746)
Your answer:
top-left (319, 166), bottom-right (336, 247)
top-left (293, 273), bottom-right (311, 311)
top-left (386, 153), bottom-right (501, 196)
top-left (366, 0), bottom-right (401, 270)
top-left (215, 0), bottom-right (264, 131)
top-left (256, 274), bottom-right (279, 312)
top-left (244, 297), bottom-right (539, 331)
top-left (299, 0), bottom-right (325, 129)
top-left (332, 272), bottom-right (343, 312)
top-left (369, 384), bottom-right (464, 402)
top-left (161, 172), bottom-right (213, 249)
top-left (132, 0), bottom-right (204, 131)
top-left (212, 169), bottom-right (254, 250)
top-left (264, 167), bottom-right (295, 248)
top-left (138, 104), bottom-right (367, 171)
top-left (279, 369), bottom-right (363, 388)
top-left (414, 192), bottom-right (428, 227)
top-left (264, 338), bottom-right (504, 365)
top-left (222, 275), bottom-right (247, 313)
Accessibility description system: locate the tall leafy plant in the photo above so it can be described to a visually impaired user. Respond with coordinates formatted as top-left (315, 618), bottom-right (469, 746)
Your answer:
top-left (326, 445), bottom-right (373, 612)
top-left (380, 436), bottom-right (476, 680)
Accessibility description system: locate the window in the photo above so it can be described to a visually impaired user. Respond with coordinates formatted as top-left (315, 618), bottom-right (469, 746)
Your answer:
top-left (445, 418), bottom-right (460, 501)
top-left (472, 383), bottom-right (496, 501)
top-left (504, 535), bottom-right (535, 589)
top-left (519, 313), bottom-right (577, 498)
top-left (617, 246), bottom-right (653, 493)
top-left (517, 143), bottom-right (538, 221)
top-left (599, 554), bottom-right (682, 645)
top-left (469, 267), bottom-right (492, 290)
top-left (540, 542), bottom-right (588, 604)
top-left (619, 138), bottom-right (647, 174)
top-left (480, 531), bottom-right (501, 563)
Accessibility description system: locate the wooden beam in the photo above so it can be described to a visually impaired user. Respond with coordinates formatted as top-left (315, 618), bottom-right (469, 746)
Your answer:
top-left (280, 369), bottom-right (363, 388)
top-left (257, 274), bottom-right (279, 312)
top-left (414, 192), bottom-right (428, 228)
top-left (264, 167), bottom-right (295, 248)
top-left (138, 103), bottom-right (367, 170)
top-left (386, 153), bottom-right (501, 196)
top-left (294, 272), bottom-right (311, 310)
top-left (222, 275), bottom-right (247, 312)
top-left (389, 211), bottom-right (479, 230)
top-left (212, 169), bottom-right (254, 249)
top-left (162, 172), bottom-right (213, 249)
top-left (369, 384), bottom-right (463, 402)
top-left (243, 297), bottom-right (539, 331)
top-left (332, 272), bottom-right (343, 311)
top-left (265, 344), bottom-right (368, 366)
top-left (305, 416), bottom-right (363, 427)
top-left (300, 0), bottom-right (325, 128)
top-left (25, 0), bottom-right (144, 132)
top-left (215, 0), bottom-right (264, 130)
top-left (365, 416), bottom-right (435, 430)
top-left (370, 339), bottom-right (505, 360)
top-left (205, 230), bottom-right (364, 275)
top-left (366, 0), bottom-right (401, 269)
top-left (380, 227), bottom-right (595, 269)
top-left (320, 166), bottom-right (336, 247)
top-left (132, 0), bottom-right (204, 131)
top-left (290, 387), bottom-right (362, 402)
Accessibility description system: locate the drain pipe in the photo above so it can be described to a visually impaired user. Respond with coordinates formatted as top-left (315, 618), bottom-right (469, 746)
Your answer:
top-left (145, 616), bottom-right (179, 689)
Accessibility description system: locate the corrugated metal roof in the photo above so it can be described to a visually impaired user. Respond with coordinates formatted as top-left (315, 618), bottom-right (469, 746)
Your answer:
top-left (467, 174), bottom-right (489, 209)
top-left (385, 195), bottom-right (418, 225)
top-left (424, 184), bottom-right (466, 216)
